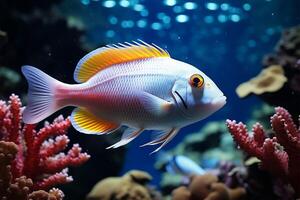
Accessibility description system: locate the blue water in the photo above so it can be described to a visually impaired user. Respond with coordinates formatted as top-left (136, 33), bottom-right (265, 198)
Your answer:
top-left (58, 0), bottom-right (300, 185)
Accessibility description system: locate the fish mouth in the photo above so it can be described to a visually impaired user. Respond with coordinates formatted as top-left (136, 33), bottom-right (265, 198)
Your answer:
top-left (174, 91), bottom-right (188, 109)
top-left (211, 95), bottom-right (227, 106)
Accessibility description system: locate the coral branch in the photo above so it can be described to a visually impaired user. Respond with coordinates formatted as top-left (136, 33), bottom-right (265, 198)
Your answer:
top-left (34, 169), bottom-right (73, 190)
top-left (227, 107), bottom-right (300, 197)
top-left (0, 94), bottom-right (90, 198)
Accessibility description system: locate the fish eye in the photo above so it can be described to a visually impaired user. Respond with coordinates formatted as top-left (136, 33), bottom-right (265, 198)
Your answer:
top-left (189, 74), bottom-right (204, 89)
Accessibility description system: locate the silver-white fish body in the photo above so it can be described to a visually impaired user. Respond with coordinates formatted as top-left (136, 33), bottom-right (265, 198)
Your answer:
top-left (63, 57), bottom-right (225, 129)
top-left (22, 41), bottom-right (226, 153)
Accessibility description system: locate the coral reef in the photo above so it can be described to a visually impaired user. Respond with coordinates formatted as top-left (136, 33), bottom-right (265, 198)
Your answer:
top-left (236, 65), bottom-right (287, 97)
top-left (172, 174), bottom-right (246, 200)
top-left (86, 170), bottom-right (161, 200)
top-left (226, 107), bottom-right (300, 198)
top-left (236, 26), bottom-right (300, 119)
top-left (0, 141), bottom-right (65, 200)
top-left (156, 121), bottom-right (242, 194)
top-left (0, 94), bottom-right (90, 198)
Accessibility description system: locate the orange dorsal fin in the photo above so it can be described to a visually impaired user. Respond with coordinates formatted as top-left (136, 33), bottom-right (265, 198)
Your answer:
top-left (73, 40), bottom-right (170, 83)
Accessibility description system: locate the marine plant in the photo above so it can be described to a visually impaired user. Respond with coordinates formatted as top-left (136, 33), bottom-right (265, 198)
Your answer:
top-left (0, 94), bottom-right (90, 199)
top-left (226, 107), bottom-right (300, 197)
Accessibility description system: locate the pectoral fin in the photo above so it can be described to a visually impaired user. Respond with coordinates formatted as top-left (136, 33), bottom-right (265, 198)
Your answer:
top-left (139, 92), bottom-right (173, 116)
top-left (140, 128), bottom-right (180, 154)
top-left (107, 127), bottom-right (144, 149)
top-left (71, 108), bottom-right (119, 134)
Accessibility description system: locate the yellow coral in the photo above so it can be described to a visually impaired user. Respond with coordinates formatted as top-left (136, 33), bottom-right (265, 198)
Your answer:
top-left (86, 170), bottom-right (153, 200)
top-left (236, 65), bottom-right (287, 98)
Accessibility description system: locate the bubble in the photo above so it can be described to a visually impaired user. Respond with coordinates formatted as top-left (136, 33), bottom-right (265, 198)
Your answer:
top-left (109, 16), bottom-right (118, 24)
top-left (140, 9), bottom-right (149, 17)
top-left (204, 16), bottom-right (214, 24)
top-left (243, 3), bottom-right (251, 11)
top-left (220, 3), bottom-right (229, 11)
top-left (184, 2), bottom-right (198, 10)
top-left (176, 14), bottom-right (189, 23)
top-left (137, 19), bottom-right (147, 28)
top-left (81, 0), bottom-right (90, 5)
top-left (266, 28), bottom-right (275, 35)
top-left (151, 22), bottom-right (162, 30)
top-left (247, 40), bottom-right (256, 47)
top-left (164, 0), bottom-right (176, 6)
top-left (121, 20), bottom-right (134, 28)
top-left (162, 16), bottom-right (171, 24)
top-left (217, 14), bottom-right (227, 23)
top-left (103, 0), bottom-right (116, 8)
top-left (230, 14), bottom-right (240, 22)
top-left (206, 2), bottom-right (218, 11)
top-left (173, 6), bottom-right (183, 13)
top-left (134, 4), bottom-right (144, 11)
top-left (106, 30), bottom-right (115, 38)
top-left (157, 12), bottom-right (166, 19)
top-left (119, 0), bottom-right (130, 7)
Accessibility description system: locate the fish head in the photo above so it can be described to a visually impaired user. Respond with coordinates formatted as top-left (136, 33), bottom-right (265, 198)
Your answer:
top-left (173, 63), bottom-right (226, 120)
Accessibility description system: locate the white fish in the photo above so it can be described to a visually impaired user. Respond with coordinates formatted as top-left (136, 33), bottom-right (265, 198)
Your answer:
top-left (21, 40), bottom-right (226, 153)
top-left (165, 155), bottom-right (205, 176)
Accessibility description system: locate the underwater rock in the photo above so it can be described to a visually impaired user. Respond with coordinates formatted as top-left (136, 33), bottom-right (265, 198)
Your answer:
top-left (171, 174), bottom-right (246, 200)
top-left (86, 170), bottom-right (160, 200)
top-left (227, 107), bottom-right (300, 198)
top-left (0, 141), bottom-right (64, 200)
top-left (237, 25), bottom-right (300, 120)
top-left (0, 94), bottom-right (90, 198)
top-left (236, 65), bottom-right (287, 97)
top-left (0, 0), bottom-right (89, 97)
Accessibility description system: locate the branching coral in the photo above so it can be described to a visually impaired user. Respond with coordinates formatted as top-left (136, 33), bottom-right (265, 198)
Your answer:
top-left (0, 94), bottom-right (90, 198)
top-left (0, 141), bottom-right (65, 199)
top-left (226, 107), bottom-right (300, 197)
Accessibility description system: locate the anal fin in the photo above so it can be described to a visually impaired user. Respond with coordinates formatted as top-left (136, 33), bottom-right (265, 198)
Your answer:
top-left (71, 108), bottom-right (119, 134)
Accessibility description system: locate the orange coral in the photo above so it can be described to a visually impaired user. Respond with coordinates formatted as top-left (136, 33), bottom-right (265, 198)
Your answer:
top-left (172, 174), bottom-right (246, 200)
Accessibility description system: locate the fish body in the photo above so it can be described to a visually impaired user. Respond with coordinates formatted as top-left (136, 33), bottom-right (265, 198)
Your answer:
top-left (22, 41), bottom-right (226, 152)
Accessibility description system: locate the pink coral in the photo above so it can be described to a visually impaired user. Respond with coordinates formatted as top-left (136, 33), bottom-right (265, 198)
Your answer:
top-left (226, 107), bottom-right (300, 197)
top-left (0, 94), bottom-right (90, 191)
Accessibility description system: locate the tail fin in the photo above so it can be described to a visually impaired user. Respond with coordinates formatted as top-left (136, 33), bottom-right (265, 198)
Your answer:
top-left (22, 65), bottom-right (62, 124)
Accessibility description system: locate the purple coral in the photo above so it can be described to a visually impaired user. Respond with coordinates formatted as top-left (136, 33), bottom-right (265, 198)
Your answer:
top-left (226, 107), bottom-right (300, 197)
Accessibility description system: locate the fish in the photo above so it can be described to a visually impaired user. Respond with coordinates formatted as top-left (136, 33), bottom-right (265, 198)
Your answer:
top-left (164, 155), bottom-right (205, 176)
top-left (21, 40), bottom-right (226, 153)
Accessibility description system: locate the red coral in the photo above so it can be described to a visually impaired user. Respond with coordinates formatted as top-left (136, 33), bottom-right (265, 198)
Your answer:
top-left (226, 107), bottom-right (300, 197)
top-left (0, 94), bottom-right (90, 191)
